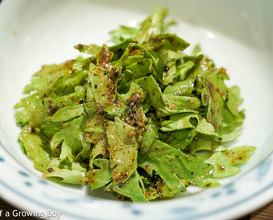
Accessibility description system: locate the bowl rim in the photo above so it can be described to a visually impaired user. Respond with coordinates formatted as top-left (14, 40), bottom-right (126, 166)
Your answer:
top-left (1, 132), bottom-right (273, 220)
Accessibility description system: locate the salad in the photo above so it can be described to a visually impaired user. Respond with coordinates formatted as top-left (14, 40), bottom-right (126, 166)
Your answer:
top-left (14, 8), bottom-right (255, 202)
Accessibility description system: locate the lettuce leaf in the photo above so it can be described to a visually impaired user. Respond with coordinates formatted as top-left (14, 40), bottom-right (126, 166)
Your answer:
top-left (105, 117), bottom-right (138, 183)
top-left (42, 158), bottom-right (86, 184)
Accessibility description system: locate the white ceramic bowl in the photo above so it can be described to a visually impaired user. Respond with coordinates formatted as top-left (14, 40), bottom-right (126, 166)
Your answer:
top-left (0, 0), bottom-right (273, 219)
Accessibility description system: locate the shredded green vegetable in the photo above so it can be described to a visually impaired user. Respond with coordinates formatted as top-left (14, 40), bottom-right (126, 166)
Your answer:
top-left (14, 8), bottom-right (255, 202)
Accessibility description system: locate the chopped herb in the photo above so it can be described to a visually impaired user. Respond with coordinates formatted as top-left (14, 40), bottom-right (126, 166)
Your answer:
top-left (14, 8), bottom-right (255, 202)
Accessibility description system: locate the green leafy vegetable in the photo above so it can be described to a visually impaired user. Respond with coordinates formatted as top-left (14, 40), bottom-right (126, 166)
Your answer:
top-left (14, 8), bottom-right (255, 202)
